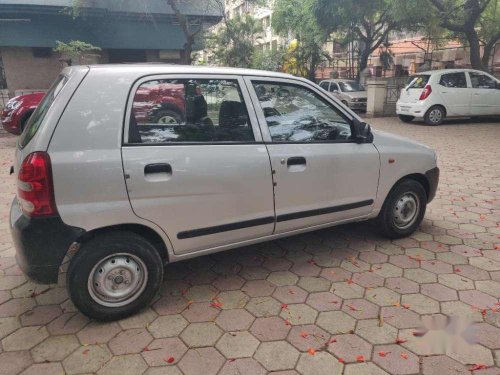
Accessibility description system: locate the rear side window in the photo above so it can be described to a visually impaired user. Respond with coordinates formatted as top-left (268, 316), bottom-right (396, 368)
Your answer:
top-left (19, 75), bottom-right (68, 149)
top-left (406, 75), bottom-right (430, 89)
top-left (128, 78), bottom-right (254, 144)
top-left (439, 72), bottom-right (467, 88)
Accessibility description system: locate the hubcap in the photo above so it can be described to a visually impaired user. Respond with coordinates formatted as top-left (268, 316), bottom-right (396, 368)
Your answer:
top-left (158, 115), bottom-right (179, 125)
top-left (88, 253), bottom-right (148, 307)
top-left (429, 109), bottom-right (442, 123)
top-left (393, 192), bottom-right (420, 229)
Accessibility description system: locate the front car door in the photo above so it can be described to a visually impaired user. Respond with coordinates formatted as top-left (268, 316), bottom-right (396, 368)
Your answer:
top-left (122, 75), bottom-right (275, 255)
top-left (437, 72), bottom-right (470, 116)
top-left (468, 71), bottom-right (500, 116)
top-left (245, 77), bottom-right (380, 234)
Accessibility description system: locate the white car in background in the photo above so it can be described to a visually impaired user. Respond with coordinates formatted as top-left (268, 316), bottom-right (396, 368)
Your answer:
top-left (319, 79), bottom-right (367, 111)
top-left (396, 69), bottom-right (500, 125)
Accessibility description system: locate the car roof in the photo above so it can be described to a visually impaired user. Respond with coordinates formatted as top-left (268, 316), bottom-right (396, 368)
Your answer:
top-left (86, 64), bottom-right (296, 79)
top-left (320, 79), bottom-right (357, 82)
top-left (413, 68), bottom-right (488, 76)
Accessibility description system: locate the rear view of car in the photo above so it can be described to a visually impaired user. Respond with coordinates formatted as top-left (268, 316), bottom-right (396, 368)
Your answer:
top-left (1, 92), bottom-right (44, 135)
top-left (396, 74), bottom-right (433, 123)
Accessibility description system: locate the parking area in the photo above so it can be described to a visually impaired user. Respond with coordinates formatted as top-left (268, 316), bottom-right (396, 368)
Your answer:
top-left (0, 117), bottom-right (499, 375)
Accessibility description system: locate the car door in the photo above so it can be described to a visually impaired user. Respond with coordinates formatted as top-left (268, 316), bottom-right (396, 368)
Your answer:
top-left (122, 75), bottom-right (275, 255)
top-left (329, 82), bottom-right (342, 100)
top-left (468, 71), bottom-right (500, 116)
top-left (437, 72), bottom-right (470, 116)
top-left (245, 77), bottom-right (379, 234)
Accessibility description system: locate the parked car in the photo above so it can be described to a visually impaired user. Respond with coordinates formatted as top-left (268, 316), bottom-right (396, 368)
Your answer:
top-left (319, 79), bottom-right (367, 111)
top-left (10, 65), bottom-right (438, 320)
top-left (396, 69), bottom-right (500, 125)
top-left (1, 92), bottom-right (44, 135)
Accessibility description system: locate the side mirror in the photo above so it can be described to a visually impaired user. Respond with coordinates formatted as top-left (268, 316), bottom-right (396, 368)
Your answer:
top-left (353, 118), bottom-right (373, 144)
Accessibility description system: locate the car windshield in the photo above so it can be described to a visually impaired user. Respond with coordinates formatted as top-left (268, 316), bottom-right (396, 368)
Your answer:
top-left (406, 75), bottom-right (430, 89)
top-left (338, 81), bottom-right (365, 92)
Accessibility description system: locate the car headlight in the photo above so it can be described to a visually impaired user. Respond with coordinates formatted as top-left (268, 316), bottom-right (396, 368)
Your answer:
top-left (5, 100), bottom-right (22, 111)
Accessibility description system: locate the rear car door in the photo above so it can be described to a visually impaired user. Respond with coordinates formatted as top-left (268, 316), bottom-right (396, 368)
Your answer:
top-left (245, 77), bottom-right (379, 234)
top-left (436, 72), bottom-right (470, 116)
top-left (122, 75), bottom-right (275, 255)
top-left (468, 71), bottom-right (500, 116)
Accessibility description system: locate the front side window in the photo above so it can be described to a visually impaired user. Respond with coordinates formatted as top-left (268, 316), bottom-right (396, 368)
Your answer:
top-left (439, 72), bottom-right (467, 88)
top-left (128, 78), bottom-right (254, 144)
top-left (252, 81), bottom-right (352, 142)
top-left (469, 72), bottom-right (497, 89)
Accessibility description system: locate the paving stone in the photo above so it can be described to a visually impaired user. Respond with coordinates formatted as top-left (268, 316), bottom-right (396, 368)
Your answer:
top-left (180, 322), bottom-right (222, 347)
top-left (254, 341), bottom-right (300, 371)
top-left (263, 257), bottom-right (292, 271)
top-left (342, 298), bottom-right (379, 319)
top-left (20, 305), bottom-right (62, 326)
top-left (108, 328), bottom-right (153, 355)
top-left (118, 308), bottom-right (157, 329)
top-left (422, 259), bottom-right (454, 274)
top-left (366, 287), bottom-right (401, 306)
top-left (373, 344), bottom-right (419, 374)
top-left (31, 334), bottom-right (80, 362)
top-left (344, 362), bottom-right (389, 375)
top-left (141, 337), bottom-right (187, 366)
top-left (297, 276), bottom-right (331, 292)
top-left (217, 290), bottom-right (249, 309)
top-left (390, 255), bottom-right (421, 269)
top-left (239, 266), bottom-right (269, 280)
top-left (441, 301), bottom-right (484, 322)
top-left (475, 280), bottom-right (500, 298)
top-left (459, 290), bottom-right (498, 309)
top-left (470, 257), bottom-right (500, 271)
top-left (404, 268), bottom-right (437, 283)
top-left (184, 285), bottom-right (218, 303)
top-left (320, 267), bottom-right (352, 282)
top-left (454, 264), bottom-right (490, 280)
top-left (250, 316), bottom-right (290, 341)
top-left (355, 319), bottom-right (398, 344)
top-left (291, 260), bottom-right (321, 277)
top-left (296, 351), bottom-right (343, 375)
top-left (219, 359), bottom-right (267, 375)
top-left (212, 274), bottom-right (245, 291)
top-left (267, 271), bottom-right (299, 286)
top-left (181, 302), bottom-right (219, 323)
top-left (381, 306), bottom-right (422, 329)
top-left (327, 333), bottom-right (372, 363)
top-left (396, 328), bottom-right (445, 356)
top-left (330, 281), bottom-right (365, 299)
top-left (2, 326), bottom-right (49, 351)
top-left (359, 251), bottom-right (388, 264)
top-left (0, 297), bottom-right (36, 318)
top-left (97, 354), bottom-right (148, 375)
top-left (471, 323), bottom-right (500, 349)
top-left (148, 315), bottom-right (188, 338)
top-left (279, 303), bottom-right (318, 325)
top-left (287, 324), bottom-right (329, 351)
top-left (373, 263), bottom-right (404, 278)
top-left (421, 355), bottom-right (469, 375)
top-left (317, 311), bottom-right (356, 334)
top-left (77, 321), bottom-right (121, 345)
top-left (0, 350), bottom-right (33, 375)
top-left (63, 344), bottom-right (111, 374)
top-left (438, 274), bottom-right (475, 290)
top-left (47, 312), bottom-right (89, 335)
top-left (215, 309), bottom-right (254, 331)
top-left (216, 331), bottom-right (259, 358)
top-left (306, 291), bottom-right (342, 311)
top-left (437, 251), bottom-right (469, 265)
top-left (447, 338), bottom-right (494, 366)
top-left (385, 277), bottom-right (419, 294)
top-left (245, 296), bottom-right (281, 317)
top-left (178, 347), bottom-right (225, 375)
top-left (0, 275), bottom-right (26, 290)
top-left (241, 280), bottom-right (276, 297)
top-left (21, 362), bottom-right (65, 375)
top-left (273, 285), bottom-right (308, 304)
top-left (421, 283), bottom-right (458, 301)
top-left (352, 272), bottom-right (385, 288)
top-left (0, 316), bottom-right (20, 340)
top-left (401, 294), bottom-right (440, 314)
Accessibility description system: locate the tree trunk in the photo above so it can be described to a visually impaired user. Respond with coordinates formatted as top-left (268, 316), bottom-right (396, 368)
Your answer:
top-left (465, 27), bottom-right (485, 70)
top-left (183, 37), bottom-right (194, 65)
top-left (482, 34), bottom-right (500, 72)
top-left (358, 48), bottom-right (370, 80)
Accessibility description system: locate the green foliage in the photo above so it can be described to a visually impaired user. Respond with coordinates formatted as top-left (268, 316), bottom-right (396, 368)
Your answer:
top-left (250, 48), bottom-right (287, 71)
top-left (53, 40), bottom-right (101, 65)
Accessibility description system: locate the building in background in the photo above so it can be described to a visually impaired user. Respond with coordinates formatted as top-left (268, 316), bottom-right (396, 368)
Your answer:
top-left (0, 0), bottom-right (222, 95)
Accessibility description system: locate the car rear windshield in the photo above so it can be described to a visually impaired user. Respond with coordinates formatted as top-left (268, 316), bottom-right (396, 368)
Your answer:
top-left (406, 75), bottom-right (430, 89)
top-left (19, 75), bottom-right (68, 149)
top-left (338, 81), bottom-right (365, 92)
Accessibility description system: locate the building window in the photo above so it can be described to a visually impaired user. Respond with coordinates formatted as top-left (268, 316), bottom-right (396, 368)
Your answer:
top-left (32, 47), bottom-right (52, 58)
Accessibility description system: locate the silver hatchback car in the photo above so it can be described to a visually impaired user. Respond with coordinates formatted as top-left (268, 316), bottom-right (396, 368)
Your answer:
top-left (11, 65), bottom-right (438, 320)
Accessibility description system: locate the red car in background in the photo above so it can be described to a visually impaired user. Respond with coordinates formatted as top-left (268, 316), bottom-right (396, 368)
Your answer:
top-left (1, 92), bottom-right (44, 135)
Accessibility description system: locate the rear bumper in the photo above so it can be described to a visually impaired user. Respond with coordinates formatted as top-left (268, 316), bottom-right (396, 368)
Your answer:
top-left (425, 167), bottom-right (439, 202)
top-left (10, 197), bottom-right (85, 283)
top-left (396, 102), bottom-right (429, 118)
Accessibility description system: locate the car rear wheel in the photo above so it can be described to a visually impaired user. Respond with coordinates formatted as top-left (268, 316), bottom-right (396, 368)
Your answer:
top-left (67, 231), bottom-right (163, 321)
top-left (377, 179), bottom-right (427, 239)
top-left (153, 109), bottom-right (183, 125)
top-left (424, 106), bottom-right (445, 126)
top-left (398, 115), bottom-right (414, 123)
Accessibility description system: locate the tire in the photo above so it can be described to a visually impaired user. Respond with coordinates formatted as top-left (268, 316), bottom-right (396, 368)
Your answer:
top-left (67, 231), bottom-right (164, 321)
top-left (424, 106), bottom-right (445, 126)
top-left (153, 109), bottom-right (183, 125)
top-left (377, 179), bottom-right (427, 239)
top-left (398, 115), bottom-right (414, 123)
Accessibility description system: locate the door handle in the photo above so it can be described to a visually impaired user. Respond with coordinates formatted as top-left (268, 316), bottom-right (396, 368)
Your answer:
top-left (144, 163), bottom-right (172, 175)
top-left (287, 157), bottom-right (306, 166)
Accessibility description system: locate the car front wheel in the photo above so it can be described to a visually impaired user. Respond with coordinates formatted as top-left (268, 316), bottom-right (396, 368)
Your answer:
top-left (377, 179), bottom-right (427, 239)
top-left (67, 231), bottom-right (164, 321)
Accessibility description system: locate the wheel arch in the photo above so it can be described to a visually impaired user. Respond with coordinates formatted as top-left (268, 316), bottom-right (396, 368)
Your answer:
top-left (389, 173), bottom-right (430, 202)
top-left (426, 104), bottom-right (447, 117)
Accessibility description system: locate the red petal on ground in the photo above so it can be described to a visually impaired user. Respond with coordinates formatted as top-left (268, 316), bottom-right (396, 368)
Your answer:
top-left (338, 358), bottom-right (345, 363)
top-left (307, 348), bottom-right (316, 355)
top-left (165, 356), bottom-right (175, 363)
top-left (395, 338), bottom-right (407, 344)
top-left (469, 364), bottom-right (488, 371)
top-left (400, 353), bottom-right (409, 360)
top-left (356, 355), bottom-right (365, 362)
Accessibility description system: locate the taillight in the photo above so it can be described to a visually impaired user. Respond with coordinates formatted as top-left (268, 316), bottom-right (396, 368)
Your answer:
top-left (419, 85), bottom-right (432, 100)
top-left (17, 152), bottom-right (57, 217)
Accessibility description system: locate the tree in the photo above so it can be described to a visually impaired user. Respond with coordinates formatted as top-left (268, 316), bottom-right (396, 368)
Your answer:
top-left (424, 0), bottom-right (499, 71)
top-left (313, 0), bottom-right (424, 78)
top-left (251, 47), bottom-right (287, 71)
top-left (53, 40), bottom-right (101, 66)
top-left (273, 0), bottom-right (331, 81)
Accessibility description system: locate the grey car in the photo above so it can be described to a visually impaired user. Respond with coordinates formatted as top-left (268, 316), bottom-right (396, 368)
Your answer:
top-left (10, 65), bottom-right (438, 320)
top-left (319, 79), bottom-right (367, 111)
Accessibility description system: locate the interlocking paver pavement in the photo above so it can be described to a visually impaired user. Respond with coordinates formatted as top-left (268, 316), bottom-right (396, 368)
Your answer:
top-left (0, 117), bottom-right (499, 374)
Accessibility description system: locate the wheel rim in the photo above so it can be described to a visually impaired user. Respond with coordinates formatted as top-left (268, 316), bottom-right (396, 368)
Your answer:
top-left (88, 253), bottom-right (148, 307)
top-left (393, 192), bottom-right (420, 230)
top-left (428, 109), bottom-right (442, 124)
top-left (157, 115), bottom-right (179, 124)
